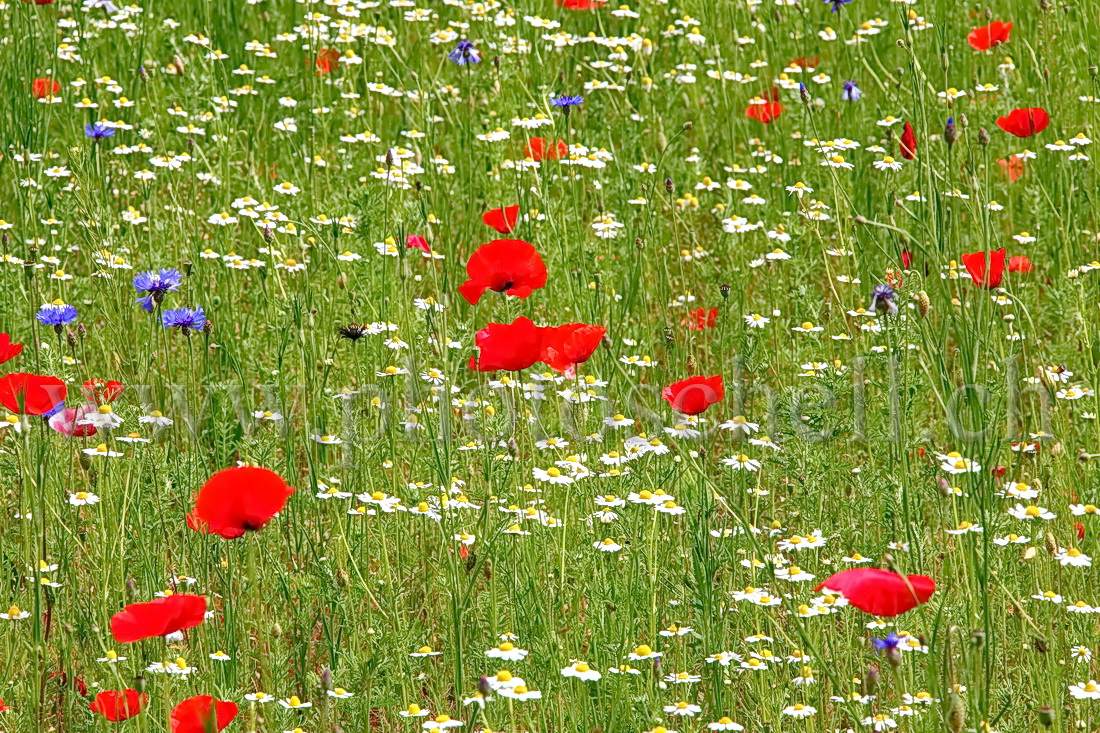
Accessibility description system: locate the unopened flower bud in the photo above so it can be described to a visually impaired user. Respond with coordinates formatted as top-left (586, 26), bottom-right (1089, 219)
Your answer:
top-left (863, 665), bottom-right (879, 695)
top-left (945, 117), bottom-right (960, 147)
top-left (947, 691), bottom-right (966, 733)
top-left (917, 290), bottom-right (931, 318)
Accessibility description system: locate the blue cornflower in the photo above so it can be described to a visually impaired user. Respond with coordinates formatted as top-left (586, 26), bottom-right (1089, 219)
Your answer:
top-left (161, 306), bottom-right (206, 332)
top-left (84, 121), bottom-right (115, 140)
top-left (823, 0), bottom-right (852, 11)
top-left (37, 301), bottom-right (79, 330)
top-left (449, 40), bottom-right (481, 65)
top-left (869, 284), bottom-right (897, 315)
top-left (842, 80), bottom-right (861, 102)
top-left (550, 95), bottom-right (584, 109)
top-left (871, 632), bottom-right (901, 651)
top-left (133, 268), bottom-right (183, 312)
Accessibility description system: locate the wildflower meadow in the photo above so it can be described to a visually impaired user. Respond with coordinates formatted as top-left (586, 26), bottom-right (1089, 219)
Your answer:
top-left (2, 0), bottom-right (1100, 730)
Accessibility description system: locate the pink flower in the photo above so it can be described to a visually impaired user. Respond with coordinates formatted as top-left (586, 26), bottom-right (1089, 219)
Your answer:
top-left (49, 405), bottom-right (97, 437)
top-left (406, 235), bottom-right (430, 254)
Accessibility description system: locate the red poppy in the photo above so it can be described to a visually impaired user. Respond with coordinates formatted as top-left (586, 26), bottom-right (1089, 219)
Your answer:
top-left (524, 137), bottom-right (569, 162)
top-left (899, 122), bottom-right (917, 159)
top-left (1077, 522), bottom-right (1086, 540)
top-left (110, 594), bottom-right (207, 643)
top-left (170, 695), bottom-right (239, 733)
top-left (312, 48), bottom-right (340, 75)
top-left (815, 568), bottom-right (935, 617)
top-left (482, 205), bottom-right (520, 234)
top-left (406, 234), bottom-right (430, 254)
top-left (190, 466), bottom-right (295, 539)
top-left (458, 239), bottom-right (547, 305)
top-left (90, 690), bottom-right (147, 721)
top-left (685, 307), bottom-right (719, 331)
top-left (470, 317), bottom-right (544, 372)
top-left (996, 107), bottom-right (1049, 138)
top-left (961, 248), bottom-right (1007, 289)
top-left (83, 378), bottom-right (124, 403)
top-left (1008, 255), bottom-right (1033, 274)
top-left (48, 670), bottom-right (87, 698)
top-left (0, 372), bottom-right (66, 415)
top-left (997, 156), bottom-right (1025, 181)
top-left (540, 323), bottom-right (606, 374)
top-left (787, 56), bottom-right (820, 71)
top-left (901, 250), bottom-right (913, 270)
top-left (662, 375), bottom-right (724, 416)
top-left (746, 89), bottom-right (783, 124)
top-left (32, 78), bottom-right (60, 99)
top-left (0, 334), bottom-right (23, 365)
top-left (556, 0), bottom-right (606, 8)
top-left (967, 20), bottom-right (1012, 51)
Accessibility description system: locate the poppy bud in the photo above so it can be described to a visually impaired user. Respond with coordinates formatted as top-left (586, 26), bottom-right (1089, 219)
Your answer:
top-left (337, 272), bottom-right (348, 289)
top-left (978, 128), bottom-right (989, 147)
top-left (656, 131), bottom-right (668, 152)
top-left (133, 674), bottom-right (146, 694)
top-left (863, 665), bottom-right (879, 695)
top-left (182, 260), bottom-right (193, 277)
top-left (1044, 532), bottom-right (1058, 556)
top-left (1037, 706), bottom-right (1053, 728)
top-left (971, 630), bottom-right (985, 649)
top-left (720, 283), bottom-right (731, 300)
top-left (947, 691), bottom-right (966, 733)
top-left (917, 290), bottom-right (930, 318)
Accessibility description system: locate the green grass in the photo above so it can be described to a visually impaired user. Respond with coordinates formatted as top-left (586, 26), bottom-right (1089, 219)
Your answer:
top-left (2, 0), bottom-right (1100, 730)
